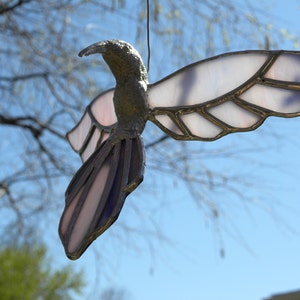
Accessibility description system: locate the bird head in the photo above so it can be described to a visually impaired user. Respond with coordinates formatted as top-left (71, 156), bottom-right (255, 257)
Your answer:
top-left (79, 40), bottom-right (148, 83)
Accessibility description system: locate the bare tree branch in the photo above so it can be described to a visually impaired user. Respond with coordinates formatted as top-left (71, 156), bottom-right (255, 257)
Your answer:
top-left (0, 114), bottom-right (65, 139)
top-left (0, 72), bottom-right (49, 82)
top-left (0, 0), bottom-right (32, 15)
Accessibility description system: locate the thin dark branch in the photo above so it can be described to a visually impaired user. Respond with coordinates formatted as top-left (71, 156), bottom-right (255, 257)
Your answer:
top-left (145, 134), bottom-right (170, 149)
top-left (0, 114), bottom-right (42, 137)
top-left (0, 114), bottom-right (65, 139)
top-left (35, 137), bottom-right (67, 173)
top-left (0, 182), bottom-right (23, 234)
top-left (0, 0), bottom-right (32, 15)
top-left (43, 75), bottom-right (71, 108)
top-left (0, 72), bottom-right (49, 82)
top-left (1, 171), bottom-right (66, 187)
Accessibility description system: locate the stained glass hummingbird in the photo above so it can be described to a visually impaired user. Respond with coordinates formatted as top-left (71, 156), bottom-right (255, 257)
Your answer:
top-left (59, 40), bottom-right (300, 259)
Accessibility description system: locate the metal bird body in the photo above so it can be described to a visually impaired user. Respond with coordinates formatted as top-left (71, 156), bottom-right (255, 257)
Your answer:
top-left (79, 40), bottom-right (149, 133)
top-left (59, 40), bottom-right (300, 259)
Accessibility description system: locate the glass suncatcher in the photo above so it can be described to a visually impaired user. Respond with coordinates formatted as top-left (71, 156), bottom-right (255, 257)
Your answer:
top-left (59, 40), bottom-right (300, 259)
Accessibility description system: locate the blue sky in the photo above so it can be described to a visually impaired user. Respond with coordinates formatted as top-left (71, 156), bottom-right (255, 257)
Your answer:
top-left (54, 1), bottom-right (300, 299)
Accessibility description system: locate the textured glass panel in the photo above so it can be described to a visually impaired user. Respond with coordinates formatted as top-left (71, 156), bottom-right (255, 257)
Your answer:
top-left (180, 113), bottom-right (222, 138)
top-left (91, 90), bottom-right (117, 126)
top-left (208, 101), bottom-right (260, 128)
top-left (68, 164), bottom-right (110, 253)
top-left (81, 128), bottom-right (101, 162)
top-left (154, 115), bottom-right (183, 135)
top-left (265, 54), bottom-right (300, 82)
top-left (67, 112), bottom-right (91, 151)
top-left (241, 84), bottom-right (300, 113)
top-left (148, 53), bottom-right (268, 108)
top-left (60, 187), bottom-right (83, 234)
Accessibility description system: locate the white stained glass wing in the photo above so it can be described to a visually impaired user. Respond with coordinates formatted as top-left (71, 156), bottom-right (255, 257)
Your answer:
top-left (148, 52), bottom-right (268, 108)
top-left (149, 51), bottom-right (300, 141)
top-left (67, 89), bottom-right (117, 160)
top-left (240, 85), bottom-right (300, 113)
top-left (90, 89), bottom-right (117, 126)
top-left (81, 131), bottom-right (110, 162)
top-left (180, 113), bottom-right (222, 138)
top-left (154, 114), bottom-right (184, 136)
top-left (208, 101), bottom-right (261, 128)
top-left (67, 112), bottom-right (92, 152)
top-left (81, 128), bottom-right (101, 162)
top-left (265, 53), bottom-right (300, 82)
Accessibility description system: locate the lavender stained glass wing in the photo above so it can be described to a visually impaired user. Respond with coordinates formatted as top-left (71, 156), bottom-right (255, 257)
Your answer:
top-left (67, 89), bottom-right (117, 162)
top-left (59, 134), bottom-right (145, 259)
top-left (148, 50), bottom-right (300, 141)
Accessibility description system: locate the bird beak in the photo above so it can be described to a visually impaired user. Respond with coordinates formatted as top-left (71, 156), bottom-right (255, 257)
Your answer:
top-left (78, 41), bottom-right (108, 57)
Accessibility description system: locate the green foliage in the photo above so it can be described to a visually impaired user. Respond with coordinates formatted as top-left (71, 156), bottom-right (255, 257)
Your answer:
top-left (0, 245), bottom-right (84, 300)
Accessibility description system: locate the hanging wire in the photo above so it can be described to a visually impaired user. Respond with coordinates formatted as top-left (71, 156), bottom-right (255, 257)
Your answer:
top-left (146, 0), bottom-right (151, 72)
